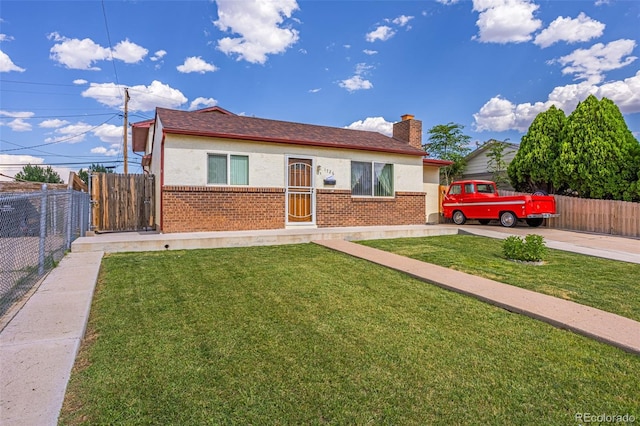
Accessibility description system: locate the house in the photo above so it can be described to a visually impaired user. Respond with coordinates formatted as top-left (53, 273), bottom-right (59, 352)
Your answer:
top-left (461, 140), bottom-right (519, 190)
top-left (132, 107), bottom-right (447, 233)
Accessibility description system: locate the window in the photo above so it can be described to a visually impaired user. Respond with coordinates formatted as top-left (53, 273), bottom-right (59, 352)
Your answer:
top-left (208, 154), bottom-right (248, 185)
top-left (351, 161), bottom-right (394, 197)
top-left (449, 184), bottom-right (462, 195)
top-left (464, 183), bottom-right (475, 194)
top-left (477, 183), bottom-right (495, 194)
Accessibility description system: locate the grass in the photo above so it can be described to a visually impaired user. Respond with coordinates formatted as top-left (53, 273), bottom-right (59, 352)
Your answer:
top-left (60, 244), bottom-right (640, 425)
top-left (360, 234), bottom-right (640, 322)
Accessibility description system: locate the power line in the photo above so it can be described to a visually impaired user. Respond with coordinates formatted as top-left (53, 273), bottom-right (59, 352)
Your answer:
top-left (0, 79), bottom-right (80, 87)
top-left (0, 114), bottom-right (120, 153)
top-left (6, 113), bottom-right (118, 119)
top-left (0, 139), bottom-right (121, 159)
top-left (0, 160), bottom-right (140, 166)
top-left (101, 0), bottom-right (120, 88)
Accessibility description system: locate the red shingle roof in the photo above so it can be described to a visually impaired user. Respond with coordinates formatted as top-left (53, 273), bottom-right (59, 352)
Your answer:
top-left (153, 107), bottom-right (426, 156)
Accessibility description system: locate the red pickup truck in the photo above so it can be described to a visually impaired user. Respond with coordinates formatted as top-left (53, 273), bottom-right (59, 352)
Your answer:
top-left (442, 180), bottom-right (558, 227)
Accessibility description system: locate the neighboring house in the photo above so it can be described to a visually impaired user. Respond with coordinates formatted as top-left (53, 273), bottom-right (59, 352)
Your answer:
top-left (461, 140), bottom-right (519, 190)
top-left (132, 107), bottom-right (447, 233)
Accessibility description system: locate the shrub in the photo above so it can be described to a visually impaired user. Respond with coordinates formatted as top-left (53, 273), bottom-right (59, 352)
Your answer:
top-left (502, 234), bottom-right (547, 262)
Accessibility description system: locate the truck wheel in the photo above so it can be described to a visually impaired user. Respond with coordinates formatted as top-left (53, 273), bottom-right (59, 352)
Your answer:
top-left (452, 210), bottom-right (466, 225)
top-left (526, 218), bottom-right (544, 227)
top-left (500, 211), bottom-right (517, 228)
top-left (478, 219), bottom-right (490, 225)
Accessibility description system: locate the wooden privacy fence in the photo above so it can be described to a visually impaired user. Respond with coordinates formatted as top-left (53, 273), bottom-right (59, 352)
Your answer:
top-left (91, 173), bottom-right (155, 232)
top-left (500, 190), bottom-right (640, 238)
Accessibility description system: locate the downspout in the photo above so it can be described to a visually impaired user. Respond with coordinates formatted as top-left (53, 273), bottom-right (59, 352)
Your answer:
top-left (160, 131), bottom-right (166, 232)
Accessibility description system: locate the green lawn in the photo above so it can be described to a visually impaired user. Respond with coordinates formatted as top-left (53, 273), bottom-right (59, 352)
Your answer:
top-left (60, 244), bottom-right (639, 425)
top-left (360, 234), bottom-right (640, 322)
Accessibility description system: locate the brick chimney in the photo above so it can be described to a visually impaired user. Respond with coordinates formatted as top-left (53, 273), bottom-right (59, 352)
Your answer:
top-left (392, 114), bottom-right (422, 150)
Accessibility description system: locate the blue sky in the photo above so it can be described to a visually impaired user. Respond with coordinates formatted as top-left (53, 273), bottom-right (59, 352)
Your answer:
top-left (1, 0), bottom-right (639, 180)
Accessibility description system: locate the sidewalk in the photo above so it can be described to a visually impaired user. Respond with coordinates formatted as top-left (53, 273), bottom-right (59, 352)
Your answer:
top-left (315, 239), bottom-right (640, 355)
top-left (0, 252), bottom-right (103, 426)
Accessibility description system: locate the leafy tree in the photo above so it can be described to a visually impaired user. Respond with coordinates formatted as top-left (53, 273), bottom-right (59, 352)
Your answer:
top-left (78, 163), bottom-right (113, 185)
top-left (15, 164), bottom-right (63, 183)
top-left (554, 95), bottom-right (640, 201)
top-left (508, 105), bottom-right (566, 194)
top-left (485, 139), bottom-right (511, 188)
top-left (424, 122), bottom-right (471, 185)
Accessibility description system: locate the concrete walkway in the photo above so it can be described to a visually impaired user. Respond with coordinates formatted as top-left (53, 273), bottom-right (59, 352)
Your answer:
top-left (1, 251), bottom-right (103, 426)
top-left (315, 239), bottom-right (640, 356)
top-left (1, 225), bottom-right (639, 425)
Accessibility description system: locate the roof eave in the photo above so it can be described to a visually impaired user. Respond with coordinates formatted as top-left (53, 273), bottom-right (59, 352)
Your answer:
top-left (162, 128), bottom-right (426, 156)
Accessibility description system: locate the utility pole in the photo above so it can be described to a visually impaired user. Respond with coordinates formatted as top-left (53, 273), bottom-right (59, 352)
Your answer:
top-left (123, 87), bottom-right (130, 175)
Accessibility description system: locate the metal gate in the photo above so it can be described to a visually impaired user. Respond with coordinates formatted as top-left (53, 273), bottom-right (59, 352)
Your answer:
top-left (286, 158), bottom-right (314, 224)
top-left (90, 173), bottom-right (155, 232)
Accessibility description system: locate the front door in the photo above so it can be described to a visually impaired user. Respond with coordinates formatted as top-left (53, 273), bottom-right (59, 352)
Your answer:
top-left (286, 158), bottom-right (314, 224)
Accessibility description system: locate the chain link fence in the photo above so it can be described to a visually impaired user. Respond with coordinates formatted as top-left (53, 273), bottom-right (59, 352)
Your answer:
top-left (0, 186), bottom-right (90, 318)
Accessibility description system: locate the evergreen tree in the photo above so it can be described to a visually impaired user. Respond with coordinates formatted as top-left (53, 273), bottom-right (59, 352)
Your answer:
top-left (424, 122), bottom-right (471, 185)
top-left (15, 164), bottom-right (63, 183)
top-left (554, 95), bottom-right (640, 201)
top-left (78, 163), bottom-right (113, 185)
top-left (508, 105), bottom-right (566, 193)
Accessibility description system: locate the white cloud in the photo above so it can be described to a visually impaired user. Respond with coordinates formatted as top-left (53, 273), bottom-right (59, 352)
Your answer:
top-left (472, 0), bottom-right (542, 43)
top-left (189, 97), bottom-right (218, 110)
top-left (73, 79), bottom-right (88, 85)
top-left (44, 122), bottom-right (94, 144)
top-left (93, 123), bottom-right (126, 144)
top-left (150, 50), bottom-right (167, 61)
top-left (339, 62), bottom-right (374, 92)
top-left (345, 117), bottom-right (393, 136)
top-left (0, 49), bottom-right (25, 72)
top-left (48, 32), bottom-right (147, 70)
top-left (213, 0), bottom-right (300, 64)
top-left (308, 88), bottom-right (321, 93)
top-left (593, 70), bottom-right (640, 114)
top-left (39, 119), bottom-right (70, 128)
top-left (473, 70), bottom-right (640, 132)
top-left (534, 13), bottom-right (605, 48)
top-left (91, 145), bottom-right (120, 156)
top-left (390, 15), bottom-right (414, 27)
top-left (177, 56), bottom-right (218, 73)
top-left (0, 34), bottom-right (15, 42)
top-left (112, 39), bottom-right (148, 64)
top-left (3, 118), bottom-right (32, 132)
top-left (437, 0), bottom-right (460, 4)
top-left (366, 25), bottom-right (395, 42)
top-left (363, 49), bottom-right (378, 55)
top-left (82, 80), bottom-right (188, 112)
top-left (550, 39), bottom-right (637, 84)
top-left (339, 75), bottom-right (373, 92)
top-left (0, 111), bottom-right (33, 131)
top-left (0, 110), bottom-right (34, 118)
top-left (0, 154), bottom-right (43, 182)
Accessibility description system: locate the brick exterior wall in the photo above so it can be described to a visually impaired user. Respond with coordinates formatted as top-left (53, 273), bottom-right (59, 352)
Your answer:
top-left (162, 186), bottom-right (285, 233)
top-left (392, 117), bottom-right (423, 150)
top-left (316, 189), bottom-right (425, 227)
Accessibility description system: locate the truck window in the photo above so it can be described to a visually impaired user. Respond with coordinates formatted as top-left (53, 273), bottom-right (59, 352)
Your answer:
top-left (477, 184), bottom-right (495, 194)
top-left (464, 183), bottom-right (475, 193)
top-left (449, 184), bottom-right (462, 195)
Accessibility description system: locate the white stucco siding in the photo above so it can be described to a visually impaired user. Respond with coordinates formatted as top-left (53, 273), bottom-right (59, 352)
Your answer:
top-left (161, 135), bottom-right (423, 192)
top-left (151, 118), bottom-right (164, 227)
top-left (423, 166), bottom-right (442, 224)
